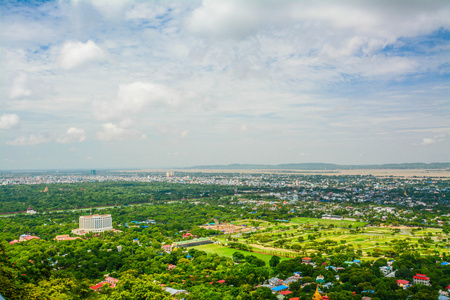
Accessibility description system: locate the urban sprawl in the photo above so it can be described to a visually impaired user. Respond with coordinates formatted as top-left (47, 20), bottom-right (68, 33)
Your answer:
top-left (1, 170), bottom-right (449, 300)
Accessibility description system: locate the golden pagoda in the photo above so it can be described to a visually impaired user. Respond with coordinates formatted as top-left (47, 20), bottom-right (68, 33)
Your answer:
top-left (312, 285), bottom-right (322, 300)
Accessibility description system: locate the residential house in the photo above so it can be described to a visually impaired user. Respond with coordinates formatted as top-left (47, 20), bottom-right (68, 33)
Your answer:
top-left (54, 235), bottom-right (81, 241)
top-left (90, 277), bottom-right (119, 292)
top-left (162, 244), bottom-right (173, 254)
top-left (413, 274), bottom-right (430, 286)
top-left (396, 279), bottom-right (409, 289)
top-left (302, 257), bottom-right (312, 264)
top-left (19, 234), bottom-right (40, 242)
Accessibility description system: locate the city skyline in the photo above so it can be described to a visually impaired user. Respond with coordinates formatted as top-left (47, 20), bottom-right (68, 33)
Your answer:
top-left (1, 0), bottom-right (449, 170)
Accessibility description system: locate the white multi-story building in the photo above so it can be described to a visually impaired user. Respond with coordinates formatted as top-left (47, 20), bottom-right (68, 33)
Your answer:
top-left (72, 214), bottom-right (113, 235)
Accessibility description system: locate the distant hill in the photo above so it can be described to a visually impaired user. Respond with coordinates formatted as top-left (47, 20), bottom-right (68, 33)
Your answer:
top-left (186, 162), bottom-right (450, 170)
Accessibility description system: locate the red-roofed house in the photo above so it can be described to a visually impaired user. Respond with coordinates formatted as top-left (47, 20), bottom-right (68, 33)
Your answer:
top-left (217, 280), bottom-right (225, 284)
top-left (182, 233), bottom-right (194, 238)
top-left (19, 234), bottom-right (40, 242)
top-left (10, 235), bottom-right (40, 244)
top-left (413, 274), bottom-right (430, 286)
top-left (396, 279), bottom-right (409, 288)
top-left (168, 264), bottom-right (177, 270)
top-left (280, 291), bottom-right (293, 295)
top-left (54, 235), bottom-right (81, 241)
top-left (289, 298), bottom-right (300, 300)
top-left (90, 277), bottom-right (119, 292)
top-left (162, 244), bottom-right (173, 253)
top-left (105, 277), bottom-right (119, 286)
top-left (90, 282), bottom-right (108, 292)
top-left (302, 257), bottom-right (312, 264)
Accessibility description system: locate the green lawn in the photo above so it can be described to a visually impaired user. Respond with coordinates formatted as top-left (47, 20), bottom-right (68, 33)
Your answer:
top-left (209, 219), bottom-right (447, 260)
top-left (290, 217), bottom-right (367, 228)
top-left (192, 243), bottom-right (289, 266)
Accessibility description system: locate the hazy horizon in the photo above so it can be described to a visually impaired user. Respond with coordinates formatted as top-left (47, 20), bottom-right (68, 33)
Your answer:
top-left (1, 1), bottom-right (449, 170)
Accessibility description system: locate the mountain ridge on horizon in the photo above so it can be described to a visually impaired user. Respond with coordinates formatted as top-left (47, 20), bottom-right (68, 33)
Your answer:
top-left (185, 162), bottom-right (450, 170)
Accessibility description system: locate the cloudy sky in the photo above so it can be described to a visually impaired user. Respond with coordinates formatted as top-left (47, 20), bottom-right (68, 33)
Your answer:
top-left (1, 0), bottom-right (449, 170)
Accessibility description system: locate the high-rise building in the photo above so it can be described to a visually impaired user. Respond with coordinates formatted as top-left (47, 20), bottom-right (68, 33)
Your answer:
top-left (72, 214), bottom-right (113, 235)
top-left (90, 170), bottom-right (96, 175)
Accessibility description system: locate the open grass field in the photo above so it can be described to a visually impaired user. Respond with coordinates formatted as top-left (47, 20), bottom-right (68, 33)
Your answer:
top-left (290, 217), bottom-right (368, 228)
top-left (192, 243), bottom-right (289, 266)
top-left (203, 218), bottom-right (450, 261)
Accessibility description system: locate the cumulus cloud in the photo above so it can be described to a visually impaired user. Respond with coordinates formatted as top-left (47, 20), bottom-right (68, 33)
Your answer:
top-left (96, 123), bottom-right (144, 141)
top-left (421, 135), bottom-right (446, 145)
top-left (186, 1), bottom-right (450, 43)
top-left (6, 134), bottom-right (50, 146)
top-left (56, 127), bottom-right (86, 143)
top-left (185, 0), bottom-right (264, 39)
top-left (9, 74), bottom-right (32, 99)
top-left (0, 114), bottom-right (20, 129)
top-left (422, 138), bottom-right (436, 145)
top-left (93, 81), bottom-right (180, 122)
top-left (1, 1), bottom-right (449, 167)
top-left (59, 40), bottom-right (104, 70)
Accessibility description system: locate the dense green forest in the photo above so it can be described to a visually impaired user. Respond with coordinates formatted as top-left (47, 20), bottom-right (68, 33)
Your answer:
top-left (0, 181), bottom-right (241, 213)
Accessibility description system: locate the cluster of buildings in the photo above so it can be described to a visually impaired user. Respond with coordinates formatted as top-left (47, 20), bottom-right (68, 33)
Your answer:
top-left (9, 234), bottom-right (40, 244)
top-left (9, 214), bottom-right (114, 245)
top-left (10, 214), bottom-right (119, 246)
top-left (262, 272), bottom-right (333, 300)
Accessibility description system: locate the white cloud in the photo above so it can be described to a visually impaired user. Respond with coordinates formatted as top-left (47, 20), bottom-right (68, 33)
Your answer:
top-left (6, 134), bottom-right (50, 146)
top-left (186, 0), bottom-right (450, 46)
top-left (9, 74), bottom-right (32, 99)
top-left (422, 138), bottom-right (436, 145)
top-left (421, 134), bottom-right (446, 146)
top-left (93, 81), bottom-right (181, 122)
top-left (1, 1), bottom-right (449, 168)
top-left (0, 114), bottom-right (20, 129)
top-left (59, 40), bottom-right (104, 70)
top-left (186, 1), bottom-right (264, 39)
top-left (96, 123), bottom-right (142, 141)
top-left (90, 0), bottom-right (132, 20)
top-left (56, 127), bottom-right (86, 143)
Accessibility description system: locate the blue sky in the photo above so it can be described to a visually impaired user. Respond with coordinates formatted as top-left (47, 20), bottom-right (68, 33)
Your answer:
top-left (1, 0), bottom-right (449, 170)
